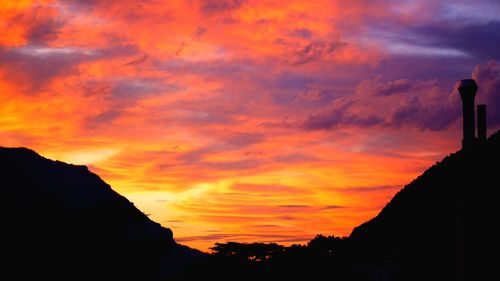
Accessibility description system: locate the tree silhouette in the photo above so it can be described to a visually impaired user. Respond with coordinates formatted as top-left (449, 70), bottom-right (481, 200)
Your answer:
top-left (211, 242), bottom-right (284, 261)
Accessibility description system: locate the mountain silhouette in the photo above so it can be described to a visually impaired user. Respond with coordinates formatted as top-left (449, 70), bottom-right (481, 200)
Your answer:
top-left (0, 147), bottom-right (204, 280)
top-left (349, 131), bottom-right (500, 280)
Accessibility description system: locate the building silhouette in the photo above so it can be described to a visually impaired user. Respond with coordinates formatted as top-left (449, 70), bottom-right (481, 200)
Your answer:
top-left (458, 79), bottom-right (487, 148)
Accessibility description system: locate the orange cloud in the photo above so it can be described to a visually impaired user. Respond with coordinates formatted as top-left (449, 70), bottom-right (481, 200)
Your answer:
top-left (0, 1), bottom-right (59, 47)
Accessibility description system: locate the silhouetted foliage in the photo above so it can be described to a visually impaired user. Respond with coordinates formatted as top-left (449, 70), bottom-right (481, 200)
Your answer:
top-left (307, 234), bottom-right (346, 254)
top-left (211, 242), bottom-right (284, 261)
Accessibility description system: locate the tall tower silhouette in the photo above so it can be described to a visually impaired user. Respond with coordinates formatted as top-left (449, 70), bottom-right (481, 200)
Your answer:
top-left (458, 79), bottom-right (478, 148)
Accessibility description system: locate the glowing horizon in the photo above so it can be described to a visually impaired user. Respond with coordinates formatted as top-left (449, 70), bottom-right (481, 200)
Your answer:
top-left (1, 0), bottom-right (499, 251)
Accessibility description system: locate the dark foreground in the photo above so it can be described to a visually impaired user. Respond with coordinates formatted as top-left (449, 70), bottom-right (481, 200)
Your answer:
top-left (2, 131), bottom-right (499, 280)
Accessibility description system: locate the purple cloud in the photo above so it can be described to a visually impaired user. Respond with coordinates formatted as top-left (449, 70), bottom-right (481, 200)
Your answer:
top-left (472, 61), bottom-right (500, 126)
top-left (412, 21), bottom-right (500, 60)
top-left (0, 46), bottom-right (86, 93)
top-left (201, 0), bottom-right (247, 14)
top-left (287, 39), bottom-right (347, 66)
top-left (356, 78), bottom-right (415, 97)
top-left (302, 76), bottom-right (461, 131)
top-left (84, 109), bottom-right (124, 129)
top-left (290, 28), bottom-right (313, 39)
top-left (225, 133), bottom-right (265, 147)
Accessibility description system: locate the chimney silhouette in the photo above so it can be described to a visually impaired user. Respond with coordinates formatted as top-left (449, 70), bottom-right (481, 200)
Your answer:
top-left (458, 79), bottom-right (478, 149)
top-left (477, 104), bottom-right (487, 141)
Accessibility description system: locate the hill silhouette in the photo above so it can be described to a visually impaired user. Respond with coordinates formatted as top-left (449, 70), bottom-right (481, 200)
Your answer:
top-left (0, 147), bottom-right (204, 280)
top-left (349, 130), bottom-right (500, 280)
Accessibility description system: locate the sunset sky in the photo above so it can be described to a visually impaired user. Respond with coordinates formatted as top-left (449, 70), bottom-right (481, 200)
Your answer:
top-left (1, 0), bottom-right (500, 251)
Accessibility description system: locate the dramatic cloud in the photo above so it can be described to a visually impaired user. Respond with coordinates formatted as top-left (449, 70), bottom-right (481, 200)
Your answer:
top-left (412, 21), bottom-right (500, 60)
top-left (287, 39), bottom-right (347, 65)
top-left (1, 0), bottom-right (499, 251)
top-left (201, 0), bottom-right (247, 14)
top-left (0, 46), bottom-right (83, 93)
top-left (0, 2), bottom-right (63, 47)
top-left (303, 77), bottom-right (461, 131)
top-left (472, 61), bottom-right (500, 126)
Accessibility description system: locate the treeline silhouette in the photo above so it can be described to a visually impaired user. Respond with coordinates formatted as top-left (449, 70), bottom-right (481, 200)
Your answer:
top-left (209, 234), bottom-right (347, 263)
top-left (181, 235), bottom-right (360, 280)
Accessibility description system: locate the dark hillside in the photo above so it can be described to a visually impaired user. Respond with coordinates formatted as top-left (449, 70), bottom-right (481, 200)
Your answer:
top-left (349, 131), bottom-right (500, 280)
top-left (0, 147), bottom-right (203, 280)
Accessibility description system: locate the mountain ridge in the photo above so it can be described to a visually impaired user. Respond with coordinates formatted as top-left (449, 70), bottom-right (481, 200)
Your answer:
top-left (0, 146), bottom-right (204, 280)
top-left (348, 130), bottom-right (500, 280)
